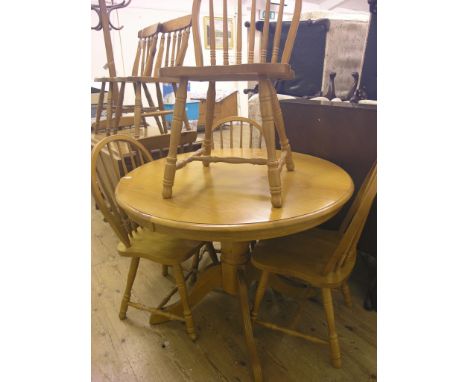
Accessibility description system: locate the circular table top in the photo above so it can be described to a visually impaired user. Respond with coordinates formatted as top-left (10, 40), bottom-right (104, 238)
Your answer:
top-left (115, 149), bottom-right (354, 242)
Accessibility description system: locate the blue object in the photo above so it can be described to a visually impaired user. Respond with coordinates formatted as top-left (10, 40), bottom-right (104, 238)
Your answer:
top-left (164, 101), bottom-right (199, 122)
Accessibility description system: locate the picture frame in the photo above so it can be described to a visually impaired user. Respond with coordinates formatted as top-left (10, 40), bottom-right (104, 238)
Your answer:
top-left (203, 16), bottom-right (234, 50)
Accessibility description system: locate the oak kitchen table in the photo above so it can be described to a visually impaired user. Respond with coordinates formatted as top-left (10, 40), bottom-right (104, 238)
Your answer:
top-left (115, 148), bottom-right (354, 382)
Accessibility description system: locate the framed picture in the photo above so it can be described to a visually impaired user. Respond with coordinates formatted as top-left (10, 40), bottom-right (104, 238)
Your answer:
top-left (203, 16), bottom-right (234, 50)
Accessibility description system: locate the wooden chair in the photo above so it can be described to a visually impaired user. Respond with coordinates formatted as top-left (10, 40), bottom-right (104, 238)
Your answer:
top-left (250, 162), bottom-right (377, 367)
top-left (159, 0), bottom-right (303, 208)
top-left (91, 134), bottom-right (205, 341)
top-left (94, 15), bottom-right (193, 143)
top-left (211, 116), bottom-right (264, 149)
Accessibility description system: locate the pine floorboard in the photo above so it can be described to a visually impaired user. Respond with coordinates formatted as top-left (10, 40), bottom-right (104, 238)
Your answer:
top-left (92, 206), bottom-right (376, 382)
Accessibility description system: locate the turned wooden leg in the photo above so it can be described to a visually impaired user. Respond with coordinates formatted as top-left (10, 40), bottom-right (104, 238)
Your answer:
top-left (267, 81), bottom-right (294, 171)
top-left (161, 265), bottom-right (169, 277)
top-left (162, 79), bottom-right (188, 199)
top-left (258, 78), bottom-right (282, 208)
top-left (206, 242), bottom-right (219, 264)
top-left (173, 264), bottom-right (197, 341)
top-left (133, 81), bottom-right (142, 139)
top-left (190, 250), bottom-right (201, 284)
top-left (203, 81), bottom-right (216, 167)
top-left (341, 281), bottom-right (353, 308)
top-left (251, 271), bottom-right (269, 321)
top-left (119, 257), bottom-right (140, 320)
top-left (321, 288), bottom-right (341, 368)
top-left (238, 268), bottom-right (263, 382)
top-left (172, 83), bottom-right (191, 130)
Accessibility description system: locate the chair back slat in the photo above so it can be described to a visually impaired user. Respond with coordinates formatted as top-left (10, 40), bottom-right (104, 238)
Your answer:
top-left (236, 0), bottom-right (242, 64)
top-left (154, 34), bottom-right (166, 76)
top-left (280, 0), bottom-right (302, 64)
top-left (176, 28), bottom-right (191, 66)
top-left (260, 0), bottom-right (271, 63)
top-left (223, 0), bottom-right (229, 65)
top-left (211, 116), bottom-right (264, 149)
top-left (248, 0), bottom-right (256, 63)
top-left (190, 0), bottom-right (301, 66)
top-left (209, 0), bottom-right (216, 65)
top-left (322, 164), bottom-right (377, 275)
top-left (271, 0), bottom-right (285, 63)
top-left (132, 23), bottom-right (159, 77)
top-left (164, 32), bottom-right (172, 68)
top-left (91, 135), bottom-right (153, 248)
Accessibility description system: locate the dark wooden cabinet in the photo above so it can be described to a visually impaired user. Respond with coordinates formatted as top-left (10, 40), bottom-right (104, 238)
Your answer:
top-left (278, 99), bottom-right (377, 257)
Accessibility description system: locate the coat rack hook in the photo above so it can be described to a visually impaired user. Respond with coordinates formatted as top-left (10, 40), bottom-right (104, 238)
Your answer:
top-left (91, 0), bottom-right (131, 31)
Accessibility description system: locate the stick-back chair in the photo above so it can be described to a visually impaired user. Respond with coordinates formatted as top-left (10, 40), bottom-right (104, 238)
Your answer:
top-left (160, 0), bottom-right (302, 208)
top-left (211, 116), bottom-right (264, 149)
top-left (91, 134), bottom-right (205, 340)
top-left (94, 15), bottom-right (193, 141)
top-left (250, 162), bottom-right (377, 368)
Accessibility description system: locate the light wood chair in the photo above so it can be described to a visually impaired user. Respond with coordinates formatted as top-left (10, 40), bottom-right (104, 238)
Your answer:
top-left (250, 163), bottom-right (377, 367)
top-left (94, 15), bottom-right (193, 141)
top-left (211, 116), bottom-right (264, 149)
top-left (91, 134), bottom-right (205, 341)
top-left (160, 0), bottom-right (303, 208)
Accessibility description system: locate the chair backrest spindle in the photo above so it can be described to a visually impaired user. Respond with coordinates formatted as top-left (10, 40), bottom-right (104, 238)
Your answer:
top-left (191, 0), bottom-right (301, 66)
top-left (236, 0), bottom-right (242, 64)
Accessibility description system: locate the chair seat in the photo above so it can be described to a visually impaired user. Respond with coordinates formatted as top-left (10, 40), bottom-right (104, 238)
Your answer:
top-left (251, 229), bottom-right (356, 288)
top-left (159, 64), bottom-right (295, 82)
top-left (117, 227), bottom-right (203, 265)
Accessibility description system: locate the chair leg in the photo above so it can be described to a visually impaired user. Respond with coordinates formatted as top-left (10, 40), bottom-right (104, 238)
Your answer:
top-left (267, 80), bottom-right (295, 171)
top-left (205, 242), bottom-right (219, 264)
top-left (190, 250), bottom-right (201, 283)
top-left (162, 79), bottom-right (188, 199)
top-left (321, 288), bottom-right (342, 368)
top-left (173, 264), bottom-right (197, 341)
top-left (341, 281), bottom-right (353, 308)
top-left (161, 265), bottom-right (169, 277)
top-left (258, 78), bottom-right (282, 208)
top-left (251, 271), bottom-right (270, 321)
top-left (119, 257), bottom-right (140, 320)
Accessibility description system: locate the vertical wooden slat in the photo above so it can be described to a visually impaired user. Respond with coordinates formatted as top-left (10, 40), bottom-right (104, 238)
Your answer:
top-left (165, 33), bottom-right (172, 68)
top-left (141, 38), bottom-right (147, 75)
top-left (132, 39), bottom-right (142, 76)
top-left (248, 0), bottom-right (256, 63)
top-left (144, 34), bottom-right (158, 77)
top-left (176, 28), bottom-right (190, 66)
top-left (219, 123), bottom-right (224, 149)
top-left (134, 82), bottom-right (142, 138)
top-left (209, 0), bottom-right (216, 65)
top-left (192, 0), bottom-right (204, 66)
top-left (240, 119), bottom-right (243, 147)
top-left (236, 0), bottom-right (242, 64)
top-left (223, 0), bottom-right (229, 65)
top-left (260, 0), bottom-right (271, 63)
top-left (115, 141), bottom-right (129, 175)
top-left (175, 30), bottom-right (182, 65)
top-left (153, 34), bottom-right (166, 77)
top-left (230, 121), bottom-right (234, 148)
top-left (271, 0), bottom-right (285, 63)
top-left (249, 123), bottom-right (253, 148)
top-left (105, 83), bottom-right (113, 136)
top-left (113, 81), bottom-right (126, 134)
top-left (170, 32), bottom-right (177, 67)
top-left (126, 142), bottom-right (138, 171)
top-left (281, 0), bottom-right (302, 64)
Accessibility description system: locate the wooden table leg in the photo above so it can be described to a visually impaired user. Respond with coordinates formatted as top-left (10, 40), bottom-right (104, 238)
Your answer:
top-left (149, 263), bottom-right (222, 325)
top-left (238, 267), bottom-right (263, 382)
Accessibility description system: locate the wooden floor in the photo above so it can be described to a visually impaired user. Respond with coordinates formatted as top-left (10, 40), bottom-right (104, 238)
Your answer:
top-left (92, 211), bottom-right (376, 381)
